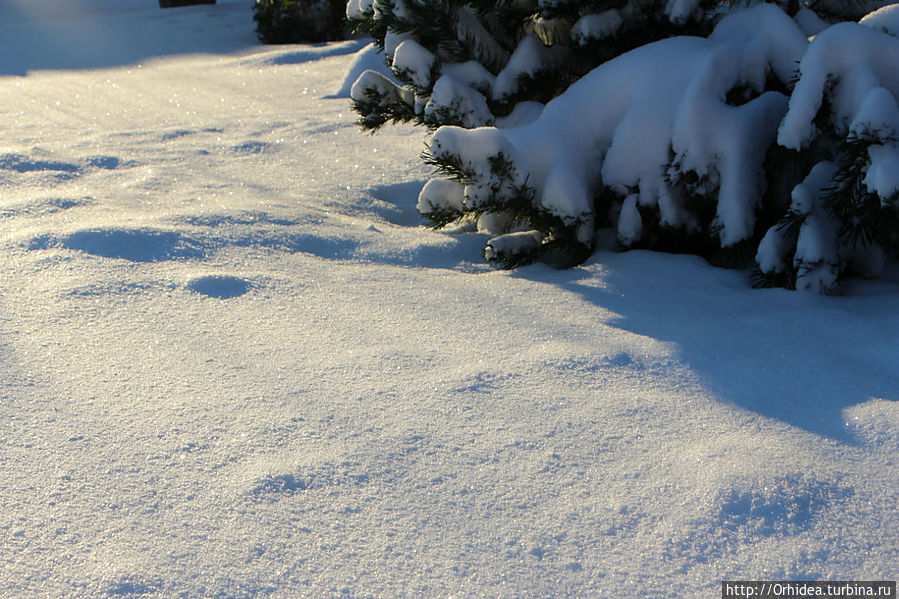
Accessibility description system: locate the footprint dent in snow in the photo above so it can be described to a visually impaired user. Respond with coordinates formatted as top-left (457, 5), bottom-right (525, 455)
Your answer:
top-left (229, 140), bottom-right (274, 155)
top-left (0, 153), bottom-right (81, 175)
top-left (250, 468), bottom-right (372, 499)
top-left (106, 575), bottom-right (162, 597)
top-left (85, 155), bottom-right (124, 170)
top-left (186, 274), bottom-right (251, 299)
top-left (717, 475), bottom-right (851, 536)
top-left (0, 196), bottom-right (92, 219)
top-left (29, 228), bottom-right (206, 262)
top-left (0, 152), bottom-right (127, 180)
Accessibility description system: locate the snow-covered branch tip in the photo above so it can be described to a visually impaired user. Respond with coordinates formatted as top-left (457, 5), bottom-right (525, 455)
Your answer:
top-left (420, 146), bottom-right (473, 184)
top-left (350, 70), bottom-right (416, 131)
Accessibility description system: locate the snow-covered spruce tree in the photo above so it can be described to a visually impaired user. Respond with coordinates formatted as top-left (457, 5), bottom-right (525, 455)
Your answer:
top-left (419, 4), bottom-right (810, 268)
top-left (417, 2), bottom-right (899, 288)
top-left (346, 0), bottom-right (899, 291)
top-left (755, 6), bottom-right (899, 293)
top-left (345, 0), bottom-right (725, 132)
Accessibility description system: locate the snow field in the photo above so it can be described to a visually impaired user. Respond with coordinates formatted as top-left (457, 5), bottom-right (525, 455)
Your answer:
top-left (0, 2), bottom-right (897, 597)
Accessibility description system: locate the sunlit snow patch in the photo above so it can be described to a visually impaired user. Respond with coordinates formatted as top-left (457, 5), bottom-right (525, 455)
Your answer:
top-left (843, 398), bottom-right (899, 450)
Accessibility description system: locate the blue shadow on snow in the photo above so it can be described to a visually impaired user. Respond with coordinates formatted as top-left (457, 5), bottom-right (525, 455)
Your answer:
top-left (512, 251), bottom-right (899, 442)
top-left (29, 229), bottom-right (207, 263)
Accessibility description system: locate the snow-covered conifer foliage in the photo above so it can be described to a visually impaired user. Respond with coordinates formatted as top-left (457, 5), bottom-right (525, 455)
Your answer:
top-left (255, 0), bottom-right (347, 43)
top-left (755, 16), bottom-right (899, 293)
top-left (346, 0), bottom-right (723, 131)
top-left (422, 5), bottom-right (809, 267)
top-left (349, 0), bottom-right (899, 293)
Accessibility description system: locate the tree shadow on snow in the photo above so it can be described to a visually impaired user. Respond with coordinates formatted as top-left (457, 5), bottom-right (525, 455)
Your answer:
top-left (348, 180), bottom-right (492, 272)
top-left (366, 181), bottom-right (425, 227)
top-left (254, 40), bottom-right (369, 69)
top-left (514, 251), bottom-right (899, 442)
top-left (0, 2), bottom-right (258, 75)
top-left (29, 228), bottom-right (207, 262)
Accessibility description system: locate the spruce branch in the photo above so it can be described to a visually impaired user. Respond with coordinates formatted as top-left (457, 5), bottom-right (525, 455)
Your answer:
top-left (352, 87), bottom-right (416, 131)
top-left (775, 209), bottom-right (807, 242)
top-left (824, 126), bottom-right (897, 250)
top-left (422, 103), bottom-right (470, 130)
top-left (750, 265), bottom-right (797, 290)
top-left (421, 205), bottom-right (466, 229)
top-left (421, 147), bottom-right (474, 183)
top-left (484, 237), bottom-right (547, 268)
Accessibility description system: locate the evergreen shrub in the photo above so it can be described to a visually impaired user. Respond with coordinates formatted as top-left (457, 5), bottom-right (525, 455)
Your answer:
top-left (347, 0), bottom-right (899, 293)
top-left (254, 0), bottom-right (347, 43)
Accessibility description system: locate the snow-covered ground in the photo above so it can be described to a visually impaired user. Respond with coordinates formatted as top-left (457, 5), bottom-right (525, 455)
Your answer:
top-left (1, 2), bottom-right (896, 597)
